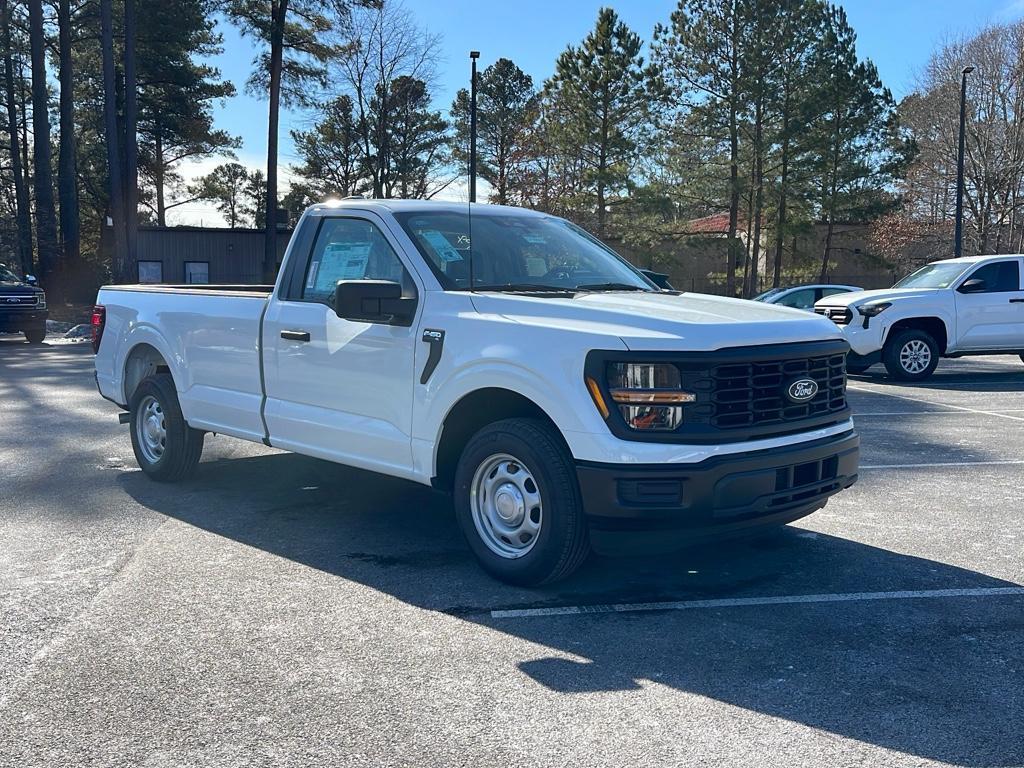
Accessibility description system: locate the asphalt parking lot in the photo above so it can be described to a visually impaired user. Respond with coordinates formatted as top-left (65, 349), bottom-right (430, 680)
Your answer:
top-left (2, 339), bottom-right (1023, 767)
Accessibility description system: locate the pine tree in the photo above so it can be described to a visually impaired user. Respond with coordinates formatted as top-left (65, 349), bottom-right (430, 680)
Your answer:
top-left (451, 58), bottom-right (538, 205)
top-left (545, 8), bottom-right (650, 236)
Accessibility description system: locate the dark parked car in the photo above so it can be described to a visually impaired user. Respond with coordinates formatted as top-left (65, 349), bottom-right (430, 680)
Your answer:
top-left (0, 262), bottom-right (47, 344)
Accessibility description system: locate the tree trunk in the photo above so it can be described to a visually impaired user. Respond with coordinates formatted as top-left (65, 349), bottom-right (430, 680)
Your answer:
top-left (1, 0), bottom-right (33, 276)
top-left (819, 116), bottom-right (842, 282)
top-left (123, 0), bottom-right (138, 262)
top-left (725, 5), bottom-right (741, 298)
top-left (263, 0), bottom-right (288, 283)
top-left (56, 0), bottom-right (79, 266)
top-left (100, 0), bottom-right (128, 281)
top-left (154, 127), bottom-right (166, 226)
top-left (27, 0), bottom-right (59, 283)
top-left (772, 78), bottom-right (793, 290)
top-left (748, 98), bottom-right (765, 298)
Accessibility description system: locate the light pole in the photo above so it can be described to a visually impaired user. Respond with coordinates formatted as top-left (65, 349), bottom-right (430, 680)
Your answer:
top-left (469, 51), bottom-right (480, 204)
top-left (954, 65), bottom-right (974, 258)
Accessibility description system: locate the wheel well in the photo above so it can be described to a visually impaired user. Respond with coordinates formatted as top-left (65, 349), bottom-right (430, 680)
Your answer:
top-left (433, 388), bottom-right (563, 491)
top-left (886, 317), bottom-right (948, 354)
top-left (123, 343), bottom-right (171, 404)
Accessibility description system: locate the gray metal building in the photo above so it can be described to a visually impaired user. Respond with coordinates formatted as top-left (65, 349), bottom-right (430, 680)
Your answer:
top-left (131, 227), bottom-right (293, 285)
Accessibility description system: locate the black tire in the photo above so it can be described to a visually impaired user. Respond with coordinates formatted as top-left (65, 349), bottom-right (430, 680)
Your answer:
top-left (883, 329), bottom-right (940, 381)
top-left (128, 373), bottom-right (204, 482)
top-left (24, 327), bottom-right (45, 344)
top-left (453, 418), bottom-right (589, 586)
top-left (846, 362), bottom-right (870, 375)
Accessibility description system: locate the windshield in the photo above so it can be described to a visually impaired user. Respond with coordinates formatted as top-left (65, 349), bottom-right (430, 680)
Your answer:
top-left (753, 287), bottom-right (784, 301)
top-left (392, 211), bottom-right (655, 292)
top-left (893, 262), bottom-right (970, 289)
top-left (0, 263), bottom-right (21, 283)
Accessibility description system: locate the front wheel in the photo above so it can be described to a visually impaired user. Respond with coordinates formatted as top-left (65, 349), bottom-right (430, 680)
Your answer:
top-left (24, 327), bottom-right (45, 344)
top-left (883, 329), bottom-right (939, 381)
top-left (129, 373), bottom-right (204, 482)
top-left (454, 418), bottom-right (590, 586)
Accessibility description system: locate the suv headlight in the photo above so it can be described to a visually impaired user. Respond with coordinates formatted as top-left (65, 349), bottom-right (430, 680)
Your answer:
top-left (856, 301), bottom-right (890, 318)
top-left (587, 362), bottom-right (695, 431)
top-left (36, 291), bottom-right (46, 308)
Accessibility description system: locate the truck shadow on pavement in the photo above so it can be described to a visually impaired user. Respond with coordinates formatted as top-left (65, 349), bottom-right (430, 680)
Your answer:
top-left (119, 452), bottom-right (1024, 767)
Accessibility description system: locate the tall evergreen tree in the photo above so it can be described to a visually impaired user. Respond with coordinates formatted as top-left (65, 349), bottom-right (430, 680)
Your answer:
top-left (450, 58), bottom-right (538, 205)
top-left (27, 0), bottom-right (59, 282)
top-left (56, 0), bottom-right (80, 266)
top-left (1, 0), bottom-right (33, 276)
top-left (545, 8), bottom-right (650, 236)
top-left (290, 95), bottom-right (364, 199)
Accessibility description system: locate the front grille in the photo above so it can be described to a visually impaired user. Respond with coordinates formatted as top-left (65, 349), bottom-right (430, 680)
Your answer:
top-left (587, 340), bottom-right (852, 444)
top-left (0, 294), bottom-right (38, 307)
top-left (815, 306), bottom-right (852, 325)
top-left (681, 352), bottom-right (847, 431)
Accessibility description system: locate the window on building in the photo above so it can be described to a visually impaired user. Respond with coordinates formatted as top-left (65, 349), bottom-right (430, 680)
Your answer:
top-left (184, 261), bottom-right (210, 284)
top-left (138, 261), bottom-right (163, 284)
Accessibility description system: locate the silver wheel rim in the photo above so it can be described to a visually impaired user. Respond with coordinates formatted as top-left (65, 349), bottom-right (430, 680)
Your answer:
top-left (470, 452), bottom-right (543, 559)
top-left (136, 395), bottom-right (167, 464)
top-left (899, 339), bottom-right (932, 374)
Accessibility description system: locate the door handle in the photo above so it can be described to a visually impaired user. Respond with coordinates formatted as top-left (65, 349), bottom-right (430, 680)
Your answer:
top-left (1010, 298), bottom-right (1024, 303)
top-left (280, 330), bottom-right (311, 342)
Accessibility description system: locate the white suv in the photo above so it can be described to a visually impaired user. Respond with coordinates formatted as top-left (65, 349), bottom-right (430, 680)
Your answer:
top-left (814, 255), bottom-right (1024, 380)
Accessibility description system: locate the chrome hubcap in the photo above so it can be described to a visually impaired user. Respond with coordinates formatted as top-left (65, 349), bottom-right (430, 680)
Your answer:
top-left (470, 453), bottom-right (542, 559)
top-left (900, 339), bottom-right (931, 374)
top-left (136, 395), bottom-right (167, 464)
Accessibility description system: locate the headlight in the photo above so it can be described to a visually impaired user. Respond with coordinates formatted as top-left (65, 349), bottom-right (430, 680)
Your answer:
top-left (593, 362), bottom-right (695, 431)
top-left (36, 291), bottom-right (46, 308)
top-left (857, 302), bottom-right (890, 317)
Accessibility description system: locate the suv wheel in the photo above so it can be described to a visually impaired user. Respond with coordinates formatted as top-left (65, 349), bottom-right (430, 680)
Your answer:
top-left (129, 373), bottom-right (204, 482)
top-left (24, 327), bottom-right (45, 344)
top-left (883, 329), bottom-right (939, 381)
top-left (454, 418), bottom-right (589, 586)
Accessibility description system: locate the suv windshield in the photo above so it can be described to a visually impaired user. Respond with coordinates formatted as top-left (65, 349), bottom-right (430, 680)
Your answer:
top-left (392, 210), bottom-right (655, 292)
top-left (0, 263), bottom-right (21, 283)
top-left (893, 262), bottom-right (970, 289)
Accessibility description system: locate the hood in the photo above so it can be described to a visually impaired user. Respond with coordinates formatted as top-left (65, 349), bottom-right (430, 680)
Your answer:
top-left (815, 287), bottom-right (942, 309)
top-left (469, 290), bottom-right (844, 351)
top-left (0, 281), bottom-right (40, 295)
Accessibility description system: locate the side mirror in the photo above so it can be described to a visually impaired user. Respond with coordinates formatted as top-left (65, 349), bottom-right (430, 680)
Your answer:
top-left (958, 278), bottom-right (987, 294)
top-left (640, 268), bottom-right (673, 290)
top-left (24, 274), bottom-right (37, 285)
top-left (334, 279), bottom-right (416, 326)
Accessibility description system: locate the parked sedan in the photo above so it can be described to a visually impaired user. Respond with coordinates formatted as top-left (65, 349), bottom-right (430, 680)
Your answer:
top-left (754, 283), bottom-right (862, 311)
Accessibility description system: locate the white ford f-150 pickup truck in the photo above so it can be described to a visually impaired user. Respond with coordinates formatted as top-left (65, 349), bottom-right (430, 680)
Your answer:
top-left (814, 254), bottom-right (1024, 381)
top-left (94, 200), bottom-right (859, 584)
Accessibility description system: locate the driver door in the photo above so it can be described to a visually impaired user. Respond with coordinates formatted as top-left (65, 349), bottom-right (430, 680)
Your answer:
top-left (262, 213), bottom-right (421, 476)
top-left (954, 258), bottom-right (1024, 350)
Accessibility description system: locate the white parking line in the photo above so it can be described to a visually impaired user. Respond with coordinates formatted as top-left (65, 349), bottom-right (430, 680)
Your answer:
top-left (490, 586), bottom-right (1024, 619)
top-left (847, 383), bottom-right (1024, 423)
top-left (860, 459), bottom-right (1024, 470)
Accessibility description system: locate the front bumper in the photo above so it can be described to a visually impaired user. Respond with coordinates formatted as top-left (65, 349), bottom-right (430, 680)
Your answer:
top-left (577, 429), bottom-right (859, 554)
top-left (0, 309), bottom-right (47, 332)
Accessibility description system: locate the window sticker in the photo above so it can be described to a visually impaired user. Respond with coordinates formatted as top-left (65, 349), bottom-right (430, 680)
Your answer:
top-left (522, 234), bottom-right (547, 245)
top-left (421, 230), bottom-right (464, 263)
top-left (315, 242), bottom-right (371, 293)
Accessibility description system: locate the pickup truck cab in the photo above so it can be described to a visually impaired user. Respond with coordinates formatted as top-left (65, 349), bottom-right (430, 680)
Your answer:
top-left (0, 262), bottom-right (47, 344)
top-left (815, 254), bottom-right (1024, 380)
top-left (94, 200), bottom-right (859, 584)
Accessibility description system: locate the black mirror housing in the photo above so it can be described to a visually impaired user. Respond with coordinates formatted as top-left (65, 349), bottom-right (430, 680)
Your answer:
top-left (958, 278), bottom-right (987, 294)
top-left (640, 268), bottom-right (673, 290)
top-left (334, 280), bottom-right (415, 325)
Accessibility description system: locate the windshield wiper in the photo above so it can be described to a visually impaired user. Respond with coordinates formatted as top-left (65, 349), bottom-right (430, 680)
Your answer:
top-left (573, 282), bottom-right (652, 292)
top-left (467, 283), bottom-right (577, 294)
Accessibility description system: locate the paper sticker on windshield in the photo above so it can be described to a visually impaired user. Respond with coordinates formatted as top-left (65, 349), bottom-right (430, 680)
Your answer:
top-left (421, 230), bottom-right (464, 263)
top-left (522, 234), bottom-right (547, 245)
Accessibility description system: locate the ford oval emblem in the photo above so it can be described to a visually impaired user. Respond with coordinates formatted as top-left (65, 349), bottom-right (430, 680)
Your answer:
top-left (787, 378), bottom-right (819, 403)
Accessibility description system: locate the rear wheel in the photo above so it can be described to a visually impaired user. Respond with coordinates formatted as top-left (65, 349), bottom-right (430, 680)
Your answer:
top-left (454, 418), bottom-right (589, 586)
top-left (24, 327), bottom-right (45, 344)
top-left (883, 329), bottom-right (939, 381)
top-left (129, 373), bottom-right (204, 482)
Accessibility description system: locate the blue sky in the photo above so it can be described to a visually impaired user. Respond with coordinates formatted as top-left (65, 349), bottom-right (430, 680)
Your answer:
top-left (174, 0), bottom-right (1024, 224)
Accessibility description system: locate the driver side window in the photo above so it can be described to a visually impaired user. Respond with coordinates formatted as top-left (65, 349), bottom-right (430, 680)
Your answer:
top-left (963, 261), bottom-right (1020, 293)
top-left (303, 217), bottom-right (410, 305)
